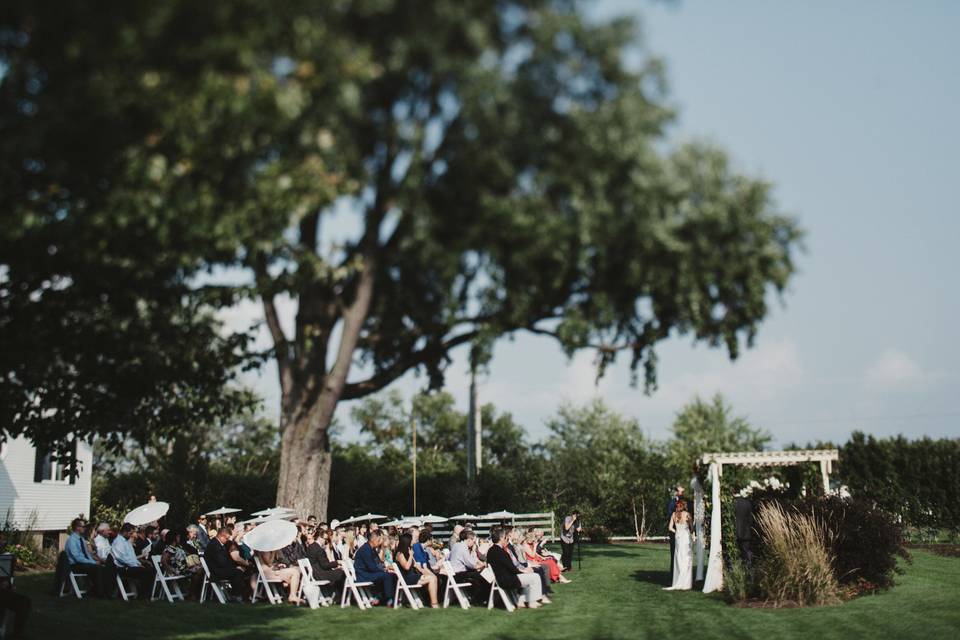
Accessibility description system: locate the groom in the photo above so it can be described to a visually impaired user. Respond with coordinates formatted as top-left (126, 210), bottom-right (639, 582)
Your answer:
top-left (666, 485), bottom-right (685, 576)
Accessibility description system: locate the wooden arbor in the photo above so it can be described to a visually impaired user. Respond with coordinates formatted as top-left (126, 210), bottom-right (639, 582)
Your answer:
top-left (698, 449), bottom-right (840, 593)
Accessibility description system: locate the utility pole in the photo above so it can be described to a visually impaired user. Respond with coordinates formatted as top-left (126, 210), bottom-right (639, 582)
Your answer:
top-left (466, 362), bottom-right (482, 482)
top-left (412, 414), bottom-right (418, 515)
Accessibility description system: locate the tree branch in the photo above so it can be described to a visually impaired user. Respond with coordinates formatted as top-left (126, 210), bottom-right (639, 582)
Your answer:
top-left (341, 330), bottom-right (480, 400)
top-left (254, 255), bottom-right (294, 397)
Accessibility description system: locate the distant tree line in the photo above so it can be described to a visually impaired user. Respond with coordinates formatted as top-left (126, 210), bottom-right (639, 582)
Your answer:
top-left (90, 393), bottom-right (959, 535)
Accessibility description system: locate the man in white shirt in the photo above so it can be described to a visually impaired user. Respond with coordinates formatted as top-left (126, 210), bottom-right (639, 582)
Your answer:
top-left (448, 529), bottom-right (488, 604)
top-left (93, 523), bottom-right (112, 562)
top-left (111, 524), bottom-right (154, 599)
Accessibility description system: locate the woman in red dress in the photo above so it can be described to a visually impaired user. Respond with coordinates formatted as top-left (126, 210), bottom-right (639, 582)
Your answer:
top-left (521, 531), bottom-right (570, 583)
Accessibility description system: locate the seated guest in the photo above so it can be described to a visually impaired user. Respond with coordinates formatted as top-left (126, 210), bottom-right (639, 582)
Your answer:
top-left (279, 532), bottom-right (308, 568)
top-left (160, 530), bottom-right (204, 599)
top-left (533, 528), bottom-right (562, 563)
top-left (65, 518), bottom-right (108, 597)
top-left (395, 533), bottom-right (439, 607)
top-left (352, 529), bottom-right (396, 606)
top-left (205, 527), bottom-right (252, 601)
top-left (235, 524), bottom-right (255, 562)
top-left (413, 531), bottom-right (440, 572)
top-left (448, 529), bottom-right (488, 604)
top-left (414, 530), bottom-right (447, 598)
top-left (340, 528), bottom-right (357, 560)
top-left (139, 526), bottom-right (161, 560)
top-left (508, 527), bottom-right (551, 599)
top-left (382, 534), bottom-right (397, 565)
top-left (184, 525), bottom-right (202, 555)
top-left (448, 524), bottom-right (463, 549)
top-left (93, 523), bottom-right (113, 559)
top-left (487, 527), bottom-right (545, 609)
top-left (194, 515), bottom-right (210, 549)
top-left (252, 550), bottom-right (301, 605)
top-left (111, 524), bottom-right (156, 599)
top-left (225, 537), bottom-right (251, 572)
top-left (305, 529), bottom-right (345, 594)
top-left (523, 529), bottom-right (569, 583)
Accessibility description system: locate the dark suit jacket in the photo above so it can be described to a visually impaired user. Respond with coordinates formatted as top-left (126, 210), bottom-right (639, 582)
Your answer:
top-left (353, 542), bottom-right (386, 580)
top-left (306, 542), bottom-right (338, 573)
top-left (734, 497), bottom-right (754, 541)
top-left (486, 544), bottom-right (521, 590)
top-left (204, 538), bottom-right (236, 578)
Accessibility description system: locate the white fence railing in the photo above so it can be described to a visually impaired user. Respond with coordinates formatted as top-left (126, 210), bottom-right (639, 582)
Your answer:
top-left (429, 511), bottom-right (556, 541)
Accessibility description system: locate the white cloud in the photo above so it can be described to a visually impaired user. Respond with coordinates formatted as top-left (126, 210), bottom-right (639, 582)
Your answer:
top-left (864, 349), bottom-right (924, 391)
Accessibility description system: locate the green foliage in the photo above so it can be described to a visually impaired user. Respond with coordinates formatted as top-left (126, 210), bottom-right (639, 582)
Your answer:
top-left (840, 432), bottom-right (960, 531)
top-left (1, 1), bottom-right (802, 505)
top-left (542, 399), bottom-right (670, 535)
top-left (91, 410), bottom-right (279, 524)
top-left (802, 496), bottom-right (909, 592)
top-left (669, 393), bottom-right (771, 473)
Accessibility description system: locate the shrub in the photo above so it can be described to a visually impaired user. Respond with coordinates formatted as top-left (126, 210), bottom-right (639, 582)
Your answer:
top-left (798, 495), bottom-right (909, 591)
top-left (583, 525), bottom-right (612, 544)
top-left (755, 502), bottom-right (840, 607)
top-left (725, 557), bottom-right (756, 602)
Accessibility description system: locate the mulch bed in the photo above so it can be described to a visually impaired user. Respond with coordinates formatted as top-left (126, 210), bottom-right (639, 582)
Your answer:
top-left (908, 543), bottom-right (960, 557)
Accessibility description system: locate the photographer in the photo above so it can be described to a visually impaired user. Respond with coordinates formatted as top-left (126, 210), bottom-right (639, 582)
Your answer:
top-left (560, 511), bottom-right (581, 572)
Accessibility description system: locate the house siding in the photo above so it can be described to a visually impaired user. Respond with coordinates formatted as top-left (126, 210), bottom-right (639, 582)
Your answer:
top-left (0, 435), bottom-right (93, 532)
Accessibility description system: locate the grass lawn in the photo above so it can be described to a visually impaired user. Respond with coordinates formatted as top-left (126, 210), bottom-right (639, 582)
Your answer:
top-left (12, 545), bottom-right (960, 639)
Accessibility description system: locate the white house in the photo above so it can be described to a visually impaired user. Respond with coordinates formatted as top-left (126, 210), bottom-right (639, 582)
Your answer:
top-left (0, 435), bottom-right (93, 543)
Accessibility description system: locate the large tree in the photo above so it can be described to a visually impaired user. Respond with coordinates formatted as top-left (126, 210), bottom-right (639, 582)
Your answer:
top-left (1, 1), bottom-right (802, 518)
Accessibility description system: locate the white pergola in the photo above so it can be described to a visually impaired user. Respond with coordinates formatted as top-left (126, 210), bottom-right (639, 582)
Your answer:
top-left (696, 449), bottom-right (840, 593)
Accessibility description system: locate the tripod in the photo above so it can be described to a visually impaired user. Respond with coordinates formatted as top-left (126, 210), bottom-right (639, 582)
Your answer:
top-left (576, 528), bottom-right (582, 571)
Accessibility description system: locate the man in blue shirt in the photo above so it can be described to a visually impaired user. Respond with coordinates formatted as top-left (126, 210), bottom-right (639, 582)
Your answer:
top-left (111, 524), bottom-right (155, 599)
top-left (352, 529), bottom-right (395, 606)
top-left (64, 518), bottom-right (108, 597)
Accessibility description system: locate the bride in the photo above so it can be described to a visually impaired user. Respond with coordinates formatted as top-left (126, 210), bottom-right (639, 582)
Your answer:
top-left (664, 499), bottom-right (693, 590)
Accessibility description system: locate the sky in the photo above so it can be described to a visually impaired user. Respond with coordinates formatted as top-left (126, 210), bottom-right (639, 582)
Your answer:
top-left (225, 0), bottom-right (960, 446)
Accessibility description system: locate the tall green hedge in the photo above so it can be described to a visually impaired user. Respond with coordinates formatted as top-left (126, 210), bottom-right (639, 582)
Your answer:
top-left (840, 432), bottom-right (960, 531)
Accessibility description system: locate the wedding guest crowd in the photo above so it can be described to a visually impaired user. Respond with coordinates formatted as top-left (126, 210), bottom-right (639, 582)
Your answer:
top-left (58, 512), bottom-right (571, 610)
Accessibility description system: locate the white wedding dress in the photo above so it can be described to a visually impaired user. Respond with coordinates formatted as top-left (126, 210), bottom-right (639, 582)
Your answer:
top-left (665, 521), bottom-right (693, 591)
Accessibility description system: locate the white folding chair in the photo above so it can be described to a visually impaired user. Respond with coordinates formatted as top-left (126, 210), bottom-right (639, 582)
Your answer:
top-left (296, 558), bottom-right (333, 607)
top-left (441, 560), bottom-right (472, 609)
top-left (252, 556), bottom-right (284, 604)
top-left (115, 571), bottom-right (139, 602)
top-left (487, 573), bottom-right (517, 612)
top-left (391, 564), bottom-right (425, 609)
top-left (199, 556), bottom-right (231, 604)
top-left (149, 555), bottom-right (190, 603)
top-left (59, 569), bottom-right (89, 599)
top-left (340, 557), bottom-right (375, 609)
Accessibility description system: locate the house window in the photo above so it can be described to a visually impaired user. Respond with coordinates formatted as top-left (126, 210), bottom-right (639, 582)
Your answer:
top-left (33, 440), bottom-right (77, 484)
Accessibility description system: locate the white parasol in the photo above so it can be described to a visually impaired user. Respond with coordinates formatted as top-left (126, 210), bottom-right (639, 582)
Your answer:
top-left (204, 506), bottom-right (242, 516)
top-left (251, 506), bottom-right (297, 517)
top-left (124, 501), bottom-right (170, 526)
top-left (418, 514), bottom-right (448, 524)
top-left (338, 513), bottom-right (387, 525)
top-left (483, 510), bottom-right (515, 520)
top-left (448, 513), bottom-right (478, 521)
top-left (243, 519), bottom-right (299, 552)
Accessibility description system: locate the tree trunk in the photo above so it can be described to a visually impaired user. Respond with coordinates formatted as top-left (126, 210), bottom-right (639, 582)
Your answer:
top-left (276, 397), bottom-right (335, 519)
top-left (272, 249), bottom-right (378, 520)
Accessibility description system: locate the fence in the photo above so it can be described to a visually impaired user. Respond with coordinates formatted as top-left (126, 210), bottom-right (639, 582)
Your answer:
top-left (429, 511), bottom-right (556, 541)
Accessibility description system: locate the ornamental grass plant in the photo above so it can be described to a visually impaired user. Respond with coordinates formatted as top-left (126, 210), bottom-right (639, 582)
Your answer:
top-left (756, 502), bottom-right (841, 607)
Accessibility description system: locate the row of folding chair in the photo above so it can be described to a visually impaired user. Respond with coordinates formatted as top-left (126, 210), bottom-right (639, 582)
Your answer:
top-left (61, 554), bottom-right (511, 611)
top-left (58, 567), bottom-right (141, 601)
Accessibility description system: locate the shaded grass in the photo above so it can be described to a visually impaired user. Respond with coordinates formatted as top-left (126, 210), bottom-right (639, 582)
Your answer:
top-left (13, 545), bottom-right (960, 639)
